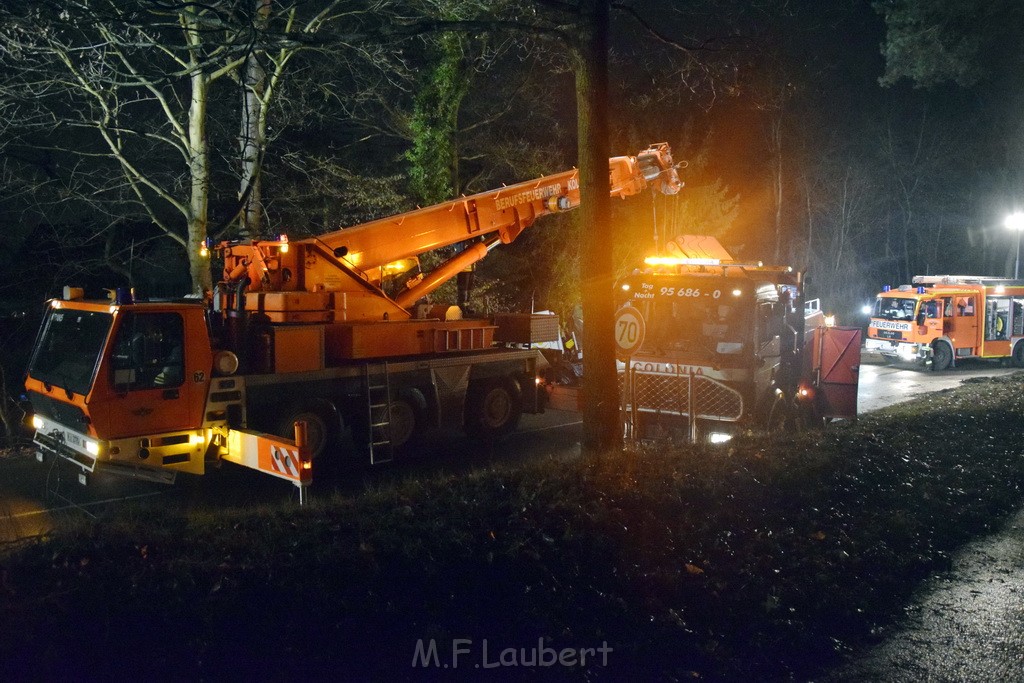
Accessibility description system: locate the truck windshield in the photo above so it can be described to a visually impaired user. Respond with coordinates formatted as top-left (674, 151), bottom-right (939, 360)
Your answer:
top-left (27, 308), bottom-right (113, 396)
top-left (873, 297), bottom-right (918, 321)
top-left (641, 291), bottom-right (749, 357)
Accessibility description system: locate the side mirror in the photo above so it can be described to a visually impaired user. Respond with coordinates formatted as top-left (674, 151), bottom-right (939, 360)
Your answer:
top-left (916, 312), bottom-right (926, 326)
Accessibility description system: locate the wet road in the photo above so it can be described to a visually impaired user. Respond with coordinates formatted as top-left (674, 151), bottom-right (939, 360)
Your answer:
top-left (0, 449), bottom-right (165, 542)
top-left (857, 356), bottom-right (1019, 414)
top-left (830, 355), bottom-right (1024, 681)
top-left (827, 508), bottom-right (1024, 682)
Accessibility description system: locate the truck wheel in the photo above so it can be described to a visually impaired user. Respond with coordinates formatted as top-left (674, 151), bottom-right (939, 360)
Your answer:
top-left (277, 404), bottom-right (338, 465)
top-left (764, 394), bottom-right (789, 434)
top-left (1013, 342), bottom-right (1024, 368)
top-left (794, 401), bottom-right (827, 431)
top-left (932, 342), bottom-right (953, 371)
top-left (465, 378), bottom-right (522, 439)
top-left (387, 397), bottom-right (420, 450)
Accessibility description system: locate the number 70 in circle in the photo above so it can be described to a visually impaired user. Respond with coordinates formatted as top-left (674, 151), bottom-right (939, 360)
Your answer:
top-left (614, 307), bottom-right (645, 356)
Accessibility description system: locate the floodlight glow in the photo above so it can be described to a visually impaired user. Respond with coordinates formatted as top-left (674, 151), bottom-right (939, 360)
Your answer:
top-left (644, 256), bottom-right (721, 266)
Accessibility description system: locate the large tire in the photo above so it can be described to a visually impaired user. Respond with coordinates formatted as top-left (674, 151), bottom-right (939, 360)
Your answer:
top-left (1013, 342), bottom-right (1024, 368)
top-left (465, 378), bottom-right (522, 439)
top-left (386, 396), bottom-right (421, 451)
top-left (931, 342), bottom-right (953, 371)
top-left (276, 403), bottom-right (339, 465)
top-left (764, 393), bottom-right (789, 434)
top-left (793, 399), bottom-right (826, 432)
top-left (351, 390), bottom-right (427, 459)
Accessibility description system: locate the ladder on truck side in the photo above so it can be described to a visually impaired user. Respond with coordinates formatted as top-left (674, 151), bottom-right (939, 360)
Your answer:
top-left (364, 363), bottom-right (394, 464)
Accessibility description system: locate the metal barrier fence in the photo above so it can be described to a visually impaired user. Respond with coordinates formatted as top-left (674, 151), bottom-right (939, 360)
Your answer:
top-left (621, 367), bottom-right (743, 442)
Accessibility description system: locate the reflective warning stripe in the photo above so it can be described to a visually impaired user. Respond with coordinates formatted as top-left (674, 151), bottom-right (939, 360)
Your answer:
top-left (223, 429), bottom-right (312, 485)
top-left (270, 445), bottom-right (300, 477)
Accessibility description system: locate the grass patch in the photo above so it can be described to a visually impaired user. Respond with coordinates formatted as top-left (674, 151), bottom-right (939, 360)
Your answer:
top-left (3, 373), bottom-right (1024, 680)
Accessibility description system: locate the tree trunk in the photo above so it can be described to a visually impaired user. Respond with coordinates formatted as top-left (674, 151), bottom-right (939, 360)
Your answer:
top-left (574, 0), bottom-right (619, 455)
top-left (803, 175), bottom-right (813, 271)
top-left (187, 20), bottom-right (213, 295)
top-left (771, 116), bottom-right (784, 262)
top-left (239, 0), bottom-right (271, 239)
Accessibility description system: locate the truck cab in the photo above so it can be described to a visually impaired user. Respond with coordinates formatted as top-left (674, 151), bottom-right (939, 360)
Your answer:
top-left (616, 264), bottom-right (819, 443)
top-left (26, 294), bottom-right (214, 483)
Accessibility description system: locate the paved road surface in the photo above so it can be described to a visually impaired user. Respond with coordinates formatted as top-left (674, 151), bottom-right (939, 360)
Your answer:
top-left (857, 356), bottom-right (1019, 414)
top-left (829, 357), bottom-right (1024, 681)
top-left (827, 508), bottom-right (1024, 682)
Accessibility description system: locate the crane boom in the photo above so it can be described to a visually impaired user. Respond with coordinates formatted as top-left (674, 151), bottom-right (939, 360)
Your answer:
top-left (216, 143), bottom-right (680, 322)
top-left (324, 145), bottom-right (679, 270)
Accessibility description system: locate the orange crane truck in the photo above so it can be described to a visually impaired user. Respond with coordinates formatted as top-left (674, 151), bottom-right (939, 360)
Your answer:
top-left (865, 275), bottom-right (1024, 370)
top-left (26, 144), bottom-right (681, 501)
top-left (615, 235), bottom-right (860, 443)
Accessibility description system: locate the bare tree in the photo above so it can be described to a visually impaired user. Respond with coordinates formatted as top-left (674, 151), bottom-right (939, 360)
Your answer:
top-left (0, 0), bottom-right (365, 293)
top-left (234, 0), bottom-right (358, 237)
top-left (0, 3), bottom-right (239, 292)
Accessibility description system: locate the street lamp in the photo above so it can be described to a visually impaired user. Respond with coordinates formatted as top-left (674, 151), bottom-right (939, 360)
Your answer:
top-left (1006, 212), bottom-right (1024, 279)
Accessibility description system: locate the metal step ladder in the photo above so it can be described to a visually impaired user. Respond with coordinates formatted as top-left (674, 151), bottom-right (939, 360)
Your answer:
top-left (364, 362), bottom-right (394, 464)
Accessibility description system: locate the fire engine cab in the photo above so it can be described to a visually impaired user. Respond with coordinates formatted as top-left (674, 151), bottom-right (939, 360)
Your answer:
top-left (865, 275), bottom-right (1024, 369)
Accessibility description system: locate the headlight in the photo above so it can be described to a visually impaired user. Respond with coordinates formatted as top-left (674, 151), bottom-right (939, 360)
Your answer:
top-left (85, 439), bottom-right (100, 456)
top-left (897, 344), bottom-right (918, 359)
top-left (31, 415), bottom-right (44, 430)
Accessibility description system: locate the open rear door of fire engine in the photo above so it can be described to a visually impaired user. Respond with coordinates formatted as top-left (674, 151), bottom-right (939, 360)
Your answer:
top-left (811, 327), bottom-right (861, 420)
